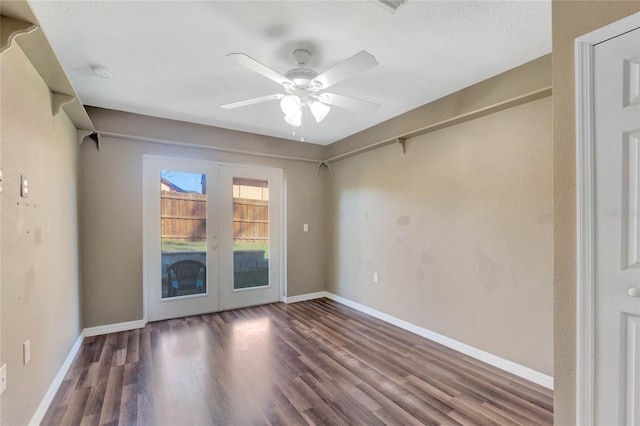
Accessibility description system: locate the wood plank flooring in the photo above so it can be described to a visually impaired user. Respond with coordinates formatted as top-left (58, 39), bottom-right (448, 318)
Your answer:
top-left (42, 299), bottom-right (553, 425)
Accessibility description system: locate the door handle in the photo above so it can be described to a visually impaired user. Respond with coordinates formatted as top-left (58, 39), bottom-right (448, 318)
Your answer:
top-left (628, 288), bottom-right (640, 298)
top-left (211, 243), bottom-right (218, 250)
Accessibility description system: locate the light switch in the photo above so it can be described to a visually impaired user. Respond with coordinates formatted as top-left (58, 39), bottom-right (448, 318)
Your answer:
top-left (20, 175), bottom-right (28, 198)
top-left (0, 364), bottom-right (6, 395)
top-left (303, 224), bottom-right (309, 232)
top-left (373, 272), bottom-right (379, 283)
top-left (23, 340), bottom-right (31, 365)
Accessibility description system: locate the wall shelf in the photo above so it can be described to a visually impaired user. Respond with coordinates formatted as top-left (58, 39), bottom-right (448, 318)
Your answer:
top-left (1, 1), bottom-right (95, 132)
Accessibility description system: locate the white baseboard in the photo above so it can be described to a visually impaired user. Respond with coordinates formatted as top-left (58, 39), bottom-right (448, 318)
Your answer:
top-left (29, 319), bottom-right (147, 424)
top-left (28, 333), bottom-right (84, 426)
top-left (82, 319), bottom-right (146, 337)
top-left (30, 294), bottom-right (553, 425)
top-left (282, 291), bottom-right (326, 304)
top-left (323, 292), bottom-right (554, 390)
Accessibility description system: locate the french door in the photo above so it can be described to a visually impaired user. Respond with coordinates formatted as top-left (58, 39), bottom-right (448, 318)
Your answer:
top-left (143, 156), bottom-right (283, 322)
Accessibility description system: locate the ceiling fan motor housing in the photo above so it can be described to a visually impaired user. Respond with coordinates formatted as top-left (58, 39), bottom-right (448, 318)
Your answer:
top-left (284, 68), bottom-right (321, 93)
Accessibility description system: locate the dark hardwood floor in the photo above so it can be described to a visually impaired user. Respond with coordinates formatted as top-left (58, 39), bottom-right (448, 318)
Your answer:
top-left (42, 298), bottom-right (553, 425)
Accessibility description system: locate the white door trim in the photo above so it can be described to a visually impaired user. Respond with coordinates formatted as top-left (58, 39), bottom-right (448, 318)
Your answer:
top-left (575, 12), bottom-right (640, 426)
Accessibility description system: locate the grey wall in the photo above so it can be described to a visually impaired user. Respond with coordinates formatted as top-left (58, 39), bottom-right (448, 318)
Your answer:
top-left (327, 97), bottom-right (553, 375)
top-left (1, 44), bottom-right (81, 425)
top-left (80, 132), bottom-right (327, 327)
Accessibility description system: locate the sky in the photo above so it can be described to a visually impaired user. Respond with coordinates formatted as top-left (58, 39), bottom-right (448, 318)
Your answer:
top-left (161, 170), bottom-right (204, 194)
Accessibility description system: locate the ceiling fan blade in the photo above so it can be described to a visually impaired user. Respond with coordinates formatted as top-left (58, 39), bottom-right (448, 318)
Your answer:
top-left (311, 51), bottom-right (378, 89)
top-left (318, 93), bottom-right (379, 113)
top-left (221, 94), bottom-right (284, 109)
top-left (227, 53), bottom-right (293, 86)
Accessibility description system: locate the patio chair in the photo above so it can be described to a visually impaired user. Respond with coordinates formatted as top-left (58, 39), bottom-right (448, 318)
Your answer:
top-left (166, 260), bottom-right (206, 297)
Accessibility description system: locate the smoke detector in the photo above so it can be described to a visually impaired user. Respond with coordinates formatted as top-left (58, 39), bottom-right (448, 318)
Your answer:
top-left (91, 65), bottom-right (113, 79)
top-left (374, 0), bottom-right (407, 13)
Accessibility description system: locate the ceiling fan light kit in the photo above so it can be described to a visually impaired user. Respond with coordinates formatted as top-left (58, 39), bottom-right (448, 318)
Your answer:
top-left (280, 95), bottom-right (300, 116)
top-left (310, 101), bottom-right (330, 123)
top-left (221, 48), bottom-right (380, 135)
top-left (281, 95), bottom-right (302, 126)
top-left (279, 95), bottom-right (330, 127)
top-left (284, 111), bottom-right (302, 127)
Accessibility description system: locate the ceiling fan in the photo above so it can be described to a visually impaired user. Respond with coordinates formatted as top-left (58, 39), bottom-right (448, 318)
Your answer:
top-left (221, 49), bottom-right (379, 127)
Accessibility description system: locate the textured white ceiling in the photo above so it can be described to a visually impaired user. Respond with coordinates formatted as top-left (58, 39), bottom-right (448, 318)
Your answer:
top-left (29, 1), bottom-right (551, 145)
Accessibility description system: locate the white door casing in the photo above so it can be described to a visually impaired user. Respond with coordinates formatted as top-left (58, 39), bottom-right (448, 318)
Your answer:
top-left (577, 13), bottom-right (640, 426)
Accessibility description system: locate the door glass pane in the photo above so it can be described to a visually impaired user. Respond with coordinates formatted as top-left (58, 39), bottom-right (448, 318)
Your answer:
top-left (233, 177), bottom-right (269, 289)
top-left (161, 171), bottom-right (207, 299)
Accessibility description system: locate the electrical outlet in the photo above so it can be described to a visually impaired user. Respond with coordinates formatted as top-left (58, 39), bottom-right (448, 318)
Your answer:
top-left (20, 175), bottom-right (29, 198)
top-left (373, 272), bottom-right (379, 283)
top-left (0, 364), bottom-right (6, 395)
top-left (23, 340), bottom-right (31, 365)
top-left (303, 223), bottom-right (309, 232)
top-left (0, 169), bottom-right (3, 194)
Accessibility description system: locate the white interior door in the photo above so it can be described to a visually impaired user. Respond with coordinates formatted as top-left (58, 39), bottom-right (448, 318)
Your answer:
top-left (219, 165), bottom-right (283, 310)
top-left (594, 27), bottom-right (640, 425)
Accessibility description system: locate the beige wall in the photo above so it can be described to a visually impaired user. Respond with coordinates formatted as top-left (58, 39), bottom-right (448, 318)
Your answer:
top-left (1, 44), bottom-right (81, 425)
top-left (327, 96), bottom-right (553, 375)
top-left (326, 54), bottom-right (551, 160)
top-left (552, 2), bottom-right (640, 424)
top-left (86, 106), bottom-right (325, 162)
top-left (0, 20), bottom-right (561, 424)
top-left (80, 131), bottom-right (327, 327)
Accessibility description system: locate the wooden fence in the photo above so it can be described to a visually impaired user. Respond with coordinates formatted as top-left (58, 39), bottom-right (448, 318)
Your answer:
top-left (232, 198), bottom-right (269, 243)
top-left (161, 191), bottom-right (268, 243)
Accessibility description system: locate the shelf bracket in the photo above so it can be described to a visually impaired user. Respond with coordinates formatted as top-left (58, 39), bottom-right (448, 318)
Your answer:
top-left (77, 130), bottom-right (92, 146)
top-left (78, 130), bottom-right (101, 151)
top-left (1, 16), bottom-right (37, 53)
top-left (88, 132), bottom-right (101, 151)
top-left (396, 137), bottom-right (407, 154)
top-left (317, 162), bottom-right (331, 173)
top-left (51, 92), bottom-right (76, 116)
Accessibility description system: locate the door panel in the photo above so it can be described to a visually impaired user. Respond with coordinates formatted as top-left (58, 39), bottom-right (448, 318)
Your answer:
top-left (219, 165), bottom-right (282, 310)
top-left (626, 314), bottom-right (640, 425)
top-left (626, 131), bottom-right (640, 269)
top-left (594, 27), bottom-right (640, 426)
top-left (144, 157), bottom-right (220, 322)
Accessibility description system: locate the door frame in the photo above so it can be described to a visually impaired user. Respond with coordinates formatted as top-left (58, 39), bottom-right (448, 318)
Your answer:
top-left (142, 154), bottom-right (286, 322)
top-left (575, 12), bottom-right (640, 425)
